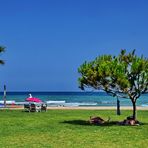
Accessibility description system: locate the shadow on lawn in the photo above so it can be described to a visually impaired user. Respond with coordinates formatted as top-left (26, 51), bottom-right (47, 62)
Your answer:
top-left (61, 120), bottom-right (148, 126)
top-left (61, 120), bottom-right (118, 126)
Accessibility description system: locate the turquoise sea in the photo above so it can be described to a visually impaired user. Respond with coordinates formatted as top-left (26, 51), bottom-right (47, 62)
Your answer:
top-left (0, 92), bottom-right (148, 107)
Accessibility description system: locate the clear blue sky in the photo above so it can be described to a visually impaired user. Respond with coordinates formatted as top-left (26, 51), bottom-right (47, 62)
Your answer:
top-left (0, 0), bottom-right (148, 91)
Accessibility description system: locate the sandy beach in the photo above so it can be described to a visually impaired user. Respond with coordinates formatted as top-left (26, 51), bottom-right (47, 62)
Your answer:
top-left (47, 106), bottom-right (148, 110)
top-left (1, 105), bottom-right (148, 110)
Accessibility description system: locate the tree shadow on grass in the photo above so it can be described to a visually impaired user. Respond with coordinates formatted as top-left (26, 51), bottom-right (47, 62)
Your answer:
top-left (61, 120), bottom-right (148, 126)
top-left (139, 122), bottom-right (148, 125)
top-left (61, 120), bottom-right (119, 126)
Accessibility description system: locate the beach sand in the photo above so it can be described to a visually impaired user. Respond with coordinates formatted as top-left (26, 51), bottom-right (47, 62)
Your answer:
top-left (1, 105), bottom-right (148, 110)
top-left (46, 106), bottom-right (148, 110)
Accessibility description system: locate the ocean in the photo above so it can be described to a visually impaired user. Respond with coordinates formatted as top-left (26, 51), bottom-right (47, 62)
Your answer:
top-left (0, 92), bottom-right (148, 107)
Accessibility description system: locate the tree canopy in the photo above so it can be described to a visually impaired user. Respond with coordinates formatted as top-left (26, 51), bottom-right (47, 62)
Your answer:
top-left (78, 49), bottom-right (148, 120)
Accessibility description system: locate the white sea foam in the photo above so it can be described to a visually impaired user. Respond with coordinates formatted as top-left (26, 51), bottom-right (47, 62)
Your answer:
top-left (45, 101), bottom-right (97, 107)
top-left (46, 100), bottom-right (66, 104)
top-left (101, 101), bottom-right (116, 104)
top-left (64, 102), bottom-right (97, 107)
top-left (13, 101), bottom-right (113, 106)
top-left (0, 100), bottom-right (15, 104)
top-left (141, 104), bottom-right (148, 107)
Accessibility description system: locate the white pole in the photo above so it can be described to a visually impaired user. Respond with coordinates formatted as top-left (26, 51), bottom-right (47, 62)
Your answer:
top-left (3, 85), bottom-right (6, 108)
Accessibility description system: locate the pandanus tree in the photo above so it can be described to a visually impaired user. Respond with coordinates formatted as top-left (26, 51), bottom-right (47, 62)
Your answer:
top-left (0, 46), bottom-right (5, 64)
top-left (78, 49), bottom-right (148, 120)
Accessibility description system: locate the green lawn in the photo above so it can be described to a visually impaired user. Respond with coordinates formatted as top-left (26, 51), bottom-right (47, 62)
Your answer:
top-left (0, 109), bottom-right (147, 148)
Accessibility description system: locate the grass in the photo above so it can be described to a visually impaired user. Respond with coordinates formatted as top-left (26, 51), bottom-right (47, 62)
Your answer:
top-left (0, 109), bottom-right (147, 148)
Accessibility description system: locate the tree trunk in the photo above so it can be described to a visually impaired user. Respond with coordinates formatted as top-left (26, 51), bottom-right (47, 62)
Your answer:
top-left (132, 100), bottom-right (136, 120)
top-left (117, 97), bottom-right (121, 115)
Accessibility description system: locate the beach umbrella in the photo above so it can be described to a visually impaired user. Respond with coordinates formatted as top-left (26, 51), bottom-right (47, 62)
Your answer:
top-left (26, 97), bottom-right (42, 103)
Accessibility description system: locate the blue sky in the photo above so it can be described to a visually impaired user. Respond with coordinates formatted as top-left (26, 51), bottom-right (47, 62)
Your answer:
top-left (0, 0), bottom-right (148, 91)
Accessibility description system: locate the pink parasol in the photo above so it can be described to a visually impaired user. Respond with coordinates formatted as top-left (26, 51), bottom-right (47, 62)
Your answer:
top-left (26, 97), bottom-right (42, 103)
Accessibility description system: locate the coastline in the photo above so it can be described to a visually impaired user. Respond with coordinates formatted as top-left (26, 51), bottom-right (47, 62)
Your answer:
top-left (47, 106), bottom-right (148, 110)
top-left (1, 106), bottom-right (148, 110)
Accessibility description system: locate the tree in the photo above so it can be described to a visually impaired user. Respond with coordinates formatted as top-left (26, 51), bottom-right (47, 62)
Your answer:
top-left (0, 46), bottom-right (5, 64)
top-left (78, 49), bottom-right (148, 120)
top-left (0, 46), bottom-right (5, 107)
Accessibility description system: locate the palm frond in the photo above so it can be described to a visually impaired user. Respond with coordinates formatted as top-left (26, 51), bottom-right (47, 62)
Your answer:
top-left (0, 46), bottom-right (5, 53)
top-left (0, 60), bottom-right (5, 65)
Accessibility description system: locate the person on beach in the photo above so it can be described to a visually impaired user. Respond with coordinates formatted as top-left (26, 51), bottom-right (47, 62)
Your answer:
top-left (29, 94), bottom-right (32, 98)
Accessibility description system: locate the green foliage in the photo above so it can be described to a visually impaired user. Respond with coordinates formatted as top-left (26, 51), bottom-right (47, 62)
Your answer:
top-left (0, 46), bottom-right (5, 65)
top-left (78, 49), bottom-right (148, 101)
top-left (78, 49), bottom-right (148, 119)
